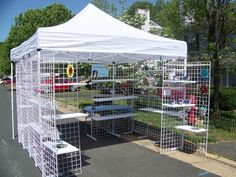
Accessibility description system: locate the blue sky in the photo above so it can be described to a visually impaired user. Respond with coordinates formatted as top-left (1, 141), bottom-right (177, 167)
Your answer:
top-left (0, 0), bottom-right (156, 42)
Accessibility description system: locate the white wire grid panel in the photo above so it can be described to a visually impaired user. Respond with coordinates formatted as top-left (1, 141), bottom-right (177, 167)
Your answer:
top-left (135, 60), bottom-right (163, 139)
top-left (160, 61), bottom-right (211, 155)
top-left (16, 52), bottom-right (83, 177)
top-left (85, 64), bottom-right (137, 140)
top-left (15, 52), bottom-right (210, 177)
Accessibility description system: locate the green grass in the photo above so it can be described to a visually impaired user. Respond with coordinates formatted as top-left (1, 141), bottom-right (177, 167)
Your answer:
top-left (56, 87), bottom-right (92, 111)
top-left (135, 112), bottom-right (161, 127)
top-left (208, 111), bottom-right (236, 142)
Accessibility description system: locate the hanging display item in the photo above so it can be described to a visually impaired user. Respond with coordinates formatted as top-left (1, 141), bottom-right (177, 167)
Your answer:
top-left (200, 85), bottom-right (208, 94)
top-left (66, 64), bottom-right (74, 78)
top-left (143, 77), bottom-right (149, 86)
top-left (200, 69), bottom-right (209, 78)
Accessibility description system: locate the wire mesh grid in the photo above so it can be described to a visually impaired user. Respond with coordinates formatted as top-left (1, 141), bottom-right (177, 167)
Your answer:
top-left (15, 52), bottom-right (84, 177)
top-left (85, 64), bottom-right (137, 140)
top-left (160, 61), bottom-right (211, 155)
top-left (134, 60), bottom-right (163, 139)
top-left (15, 52), bottom-right (211, 177)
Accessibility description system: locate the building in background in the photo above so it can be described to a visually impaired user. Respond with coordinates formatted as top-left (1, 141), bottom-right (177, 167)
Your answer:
top-left (136, 9), bottom-right (162, 34)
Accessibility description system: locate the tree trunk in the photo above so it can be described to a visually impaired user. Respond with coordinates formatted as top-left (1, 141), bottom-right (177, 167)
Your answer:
top-left (212, 59), bottom-right (221, 119)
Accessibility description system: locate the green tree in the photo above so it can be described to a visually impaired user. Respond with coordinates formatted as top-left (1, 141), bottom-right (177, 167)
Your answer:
top-left (91, 0), bottom-right (117, 16)
top-left (0, 42), bottom-right (7, 74)
top-left (1, 3), bottom-right (72, 74)
top-left (119, 12), bottom-right (146, 29)
top-left (155, 0), bottom-right (236, 118)
top-left (119, 1), bottom-right (157, 30)
top-left (183, 0), bottom-right (236, 118)
top-left (155, 0), bottom-right (185, 39)
top-left (126, 1), bottom-right (157, 22)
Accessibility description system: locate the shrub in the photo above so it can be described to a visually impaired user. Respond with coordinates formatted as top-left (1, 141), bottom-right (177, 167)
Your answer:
top-left (219, 87), bottom-right (236, 111)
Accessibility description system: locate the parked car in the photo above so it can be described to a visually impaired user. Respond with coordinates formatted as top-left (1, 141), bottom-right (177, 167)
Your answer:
top-left (1, 77), bottom-right (15, 86)
top-left (40, 78), bottom-right (80, 93)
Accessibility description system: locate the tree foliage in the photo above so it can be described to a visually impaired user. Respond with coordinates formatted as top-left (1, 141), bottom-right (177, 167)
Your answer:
top-left (155, 0), bottom-right (185, 39)
top-left (0, 3), bottom-right (72, 74)
top-left (119, 12), bottom-right (146, 29)
top-left (119, 1), bottom-right (157, 30)
top-left (126, 1), bottom-right (157, 22)
top-left (184, 0), bottom-right (236, 118)
top-left (91, 0), bottom-right (117, 16)
top-left (155, 0), bottom-right (236, 118)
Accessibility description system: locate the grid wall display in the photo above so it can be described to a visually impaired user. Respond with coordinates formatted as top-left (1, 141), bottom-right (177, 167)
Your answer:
top-left (85, 64), bottom-right (137, 140)
top-left (160, 61), bottom-right (211, 155)
top-left (135, 60), bottom-right (163, 139)
top-left (15, 52), bottom-right (211, 177)
top-left (15, 52), bottom-right (88, 177)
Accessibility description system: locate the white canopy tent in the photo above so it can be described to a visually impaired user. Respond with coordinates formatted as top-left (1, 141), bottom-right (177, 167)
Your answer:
top-left (10, 3), bottom-right (187, 64)
top-left (10, 3), bottom-right (188, 140)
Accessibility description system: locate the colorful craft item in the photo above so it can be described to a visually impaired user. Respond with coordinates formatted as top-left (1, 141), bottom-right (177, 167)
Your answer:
top-left (184, 99), bottom-right (191, 104)
top-left (141, 89), bottom-right (148, 97)
top-left (185, 107), bottom-right (191, 113)
top-left (199, 107), bottom-right (207, 118)
top-left (177, 99), bottom-right (183, 104)
top-left (200, 69), bottom-right (209, 78)
top-left (200, 85), bottom-right (208, 94)
top-left (143, 77), bottom-right (149, 86)
top-left (169, 99), bottom-right (175, 105)
top-left (183, 76), bottom-right (190, 81)
top-left (187, 95), bottom-right (196, 125)
top-left (66, 64), bottom-right (74, 78)
top-left (173, 76), bottom-right (178, 80)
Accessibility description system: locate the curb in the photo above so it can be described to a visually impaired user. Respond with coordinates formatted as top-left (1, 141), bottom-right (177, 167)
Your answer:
top-left (206, 153), bottom-right (236, 168)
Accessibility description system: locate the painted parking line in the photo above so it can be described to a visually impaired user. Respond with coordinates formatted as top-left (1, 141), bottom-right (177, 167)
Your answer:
top-left (198, 171), bottom-right (210, 176)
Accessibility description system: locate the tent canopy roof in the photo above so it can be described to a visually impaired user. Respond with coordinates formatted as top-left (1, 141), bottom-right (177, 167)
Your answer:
top-left (11, 3), bottom-right (187, 63)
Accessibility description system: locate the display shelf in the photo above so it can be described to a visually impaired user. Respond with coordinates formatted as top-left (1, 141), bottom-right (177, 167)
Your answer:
top-left (143, 86), bottom-right (184, 90)
top-left (141, 69), bottom-right (161, 73)
top-left (92, 95), bottom-right (138, 102)
top-left (55, 83), bottom-right (87, 86)
top-left (42, 112), bottom-right (88, 120)
top-left (163, 111), bottom-right (187, 117)
top-left (40, 83), bottom-right (86, 86)
top-left (18, 105), bottom-right (32, 108)
top-left (143, 86), bottom-right (161, 89)
top-left (165, 69), bottom-right (185, 72)
top-left (139, 108), bottom-right (163, 113)
top-left (92, 78), bottom-right (137, 83)
top-left (162, 103), bottom-right (195, 108)
top-left (163, 80), bottom-right (196, 84)
top-left (92, 113), bottom-right (136, 121)
top-left (42, 112), bottom-right (88, 125)
top-left (175, 125), bottom-right (207, 134)
top-left (84, 105), bottom-right (133, 115)
top-left (43, 141), bottom-right (79, 155)
top-left (164, 63), bottom-right (210, 67)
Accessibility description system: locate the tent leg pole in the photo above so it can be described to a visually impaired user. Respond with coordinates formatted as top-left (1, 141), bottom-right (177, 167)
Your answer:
top-left (11, 62), bottom-right (15, 139)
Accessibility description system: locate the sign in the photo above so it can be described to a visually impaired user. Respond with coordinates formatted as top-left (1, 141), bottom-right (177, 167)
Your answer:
top-left (92, 64), bottom-right (109, 78)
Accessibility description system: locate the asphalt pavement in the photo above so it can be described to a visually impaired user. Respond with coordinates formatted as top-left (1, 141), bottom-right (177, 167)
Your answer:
top-left (0, 86), bottom-right (218, 177)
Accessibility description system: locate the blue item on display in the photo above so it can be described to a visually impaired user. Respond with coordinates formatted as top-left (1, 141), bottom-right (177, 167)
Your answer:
top-left (173, 76), bottom-right (178, 80)
top-left (169, 99), bottom-right (175, 105)
top-left (185, 107), bottom-right (191, 113)
top-left (200, 69), bottom-right (209, 78)
top-left (183, 76), bottom-right (190, 81)
top-left (177, 99), bottom-right (183, 104)
top-left (184, 99), bottom-right (191, 104)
